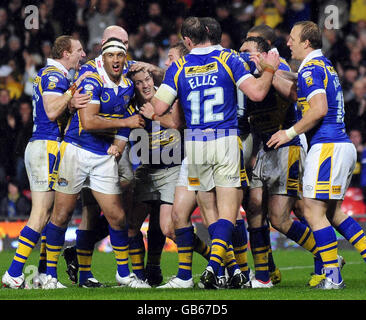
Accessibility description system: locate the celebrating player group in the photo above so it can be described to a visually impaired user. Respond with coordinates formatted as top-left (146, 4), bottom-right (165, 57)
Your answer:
top-left (3, 16), bottom-right (366, 291)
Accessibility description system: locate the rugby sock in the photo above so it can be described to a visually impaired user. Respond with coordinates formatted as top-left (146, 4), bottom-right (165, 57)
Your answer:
top-left (285, 220), bottom-right (323, 273)
top-left (313, 226), bottom-right (342, 283)
top-left (207, 219), bottom-right (234, 275)
top-left (129, 231), bottom-right (146, 280)
top-left (224, 243), bottom-right (239, 277)
top-left (76, 230), bottom-right (96, 284)
top-left (193, 233), bottom-right (210, 261)
top-left (109, 225), bottom-right (130, 278)
top-left (46, 222), bottom-right (67, 279)
top-left (175, 226), bottom-right (194, 280)
top-left (38, 227), bottom-right (47, 274)
top-left (336, 217), bottom-right (366, 262)
top-left (208, 222), bottom-right (224, 277)
top-left (232, 219), bottom-right (249, 278)
top-left (146, 220), bottom-right (166, 267)
top-left (8, 226), bottom-right (40, 277)
top-left (264, 225), bottom-right (276, 273)
top-left (248, 226), bottom-right (270, 282)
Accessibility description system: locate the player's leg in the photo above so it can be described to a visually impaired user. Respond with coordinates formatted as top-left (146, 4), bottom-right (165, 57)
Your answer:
top-left (246, 186), bottom-right (272, 287)
top-left (62, 188), bottom-right (101, 285)
top-left (93, 190), bottom-right (150, 288)
top-left (43, 191), bottom-right (79, 288)
top-left (329, 200), bottom-right (366, 263)
top-left (292, 198), bottom-right (326, 286)
top-left (127, 201), bottom-right (149, 282)
top-left (2, 191), bottom-right (54, 289)
top-left (74, 189), bottom-right (103, 288)
top-left (146, 203), bottom-right (165, 286)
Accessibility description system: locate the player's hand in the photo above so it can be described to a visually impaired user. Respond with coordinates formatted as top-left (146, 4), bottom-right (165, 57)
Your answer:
top-left (250, 52), bottom-right (264, 73)
top-left (74, 71), bottom-right (93, 88)
top-left (124, 114), bottom-right (145, 128)
top-left (70, 87), bottom-right (90, 110)
top-left (266, 130), bottom-right (290, 149)
top-left (264, 51), bottom-right (280, 71)
top-left (139, 102), bottom-right (155, 119)
top-left (107, 144), bottom-right (122, 160)
top-left (129, 61), bottom-right (156, 74)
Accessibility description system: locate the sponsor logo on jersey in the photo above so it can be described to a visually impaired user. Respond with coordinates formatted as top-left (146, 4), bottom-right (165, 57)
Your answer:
top-left (184, 62), bottom-right (218, 77)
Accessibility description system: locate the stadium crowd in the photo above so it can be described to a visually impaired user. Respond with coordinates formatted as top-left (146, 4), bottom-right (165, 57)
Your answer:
top-left (0, 0), bottom-right (365, 218)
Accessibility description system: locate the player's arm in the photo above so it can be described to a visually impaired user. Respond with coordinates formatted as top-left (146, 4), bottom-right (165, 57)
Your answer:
top-left (140, 99), bottom-right (183, 129)
top-left (272, 70), bottom-right (298, 102)
top-left (129, 61), bottom-right (165, 86)
top-left (79, 103), bottom-right (145, 131)
top-left (238, 51), bottom-right (280, 101)
top-left (42, 71), bottom-right (92, 121)
top-left (267, 93), bottom-right (327, 149)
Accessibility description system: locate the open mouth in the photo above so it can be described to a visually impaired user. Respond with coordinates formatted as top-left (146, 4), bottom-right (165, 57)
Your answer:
top-left (112, 64), bottom-right (121, 73)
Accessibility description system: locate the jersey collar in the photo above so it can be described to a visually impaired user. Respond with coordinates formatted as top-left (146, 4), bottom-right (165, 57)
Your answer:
top-left (190, 44), bottom-right (224, 55)
top-left (46, 58), bottom-right (69, 76)
top-left (298, 49), bottom-right (323, 73)
top-left (95, 54), bottom-right (128, 89)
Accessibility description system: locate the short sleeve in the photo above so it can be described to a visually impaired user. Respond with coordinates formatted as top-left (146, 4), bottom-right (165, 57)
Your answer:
top-left (228, 52), bottom-right (253, 87)
top-left (80, 76), bottom-right (103, 104)
top-left (298, 65), bottom-right (326, 102)
top-left (42, 72), bottom-right (69, 96)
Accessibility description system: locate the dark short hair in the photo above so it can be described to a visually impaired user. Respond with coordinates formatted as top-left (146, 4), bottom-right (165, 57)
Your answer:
top-left (241, 36), bottom-right (271, 53)
top-left (51, 35), bottom-right (74, 59)
top-left (294, 21), bottom-right (322, 49)
top-left (181, 16), bottom-right (207, 45)
top-left (200, 17), bottom-right (222, 45)
top-left (127, 67), bottom-right (154, 83)
top-left (170, 41), bottom-right (189, 56)
top-left (248, 24), bottom-right (276, 46)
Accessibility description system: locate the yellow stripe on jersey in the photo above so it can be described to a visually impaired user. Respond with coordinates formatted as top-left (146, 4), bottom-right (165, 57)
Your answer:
top-left (86, 60), bottom-right (96, 68)
top-left (174, 57), bottom-right (187, 89)
top-left (86, 73), bottom-right (103, 87)
top-left (304, 59), bottom-right (328, 89)
top-left (213, 54), bottom-right (235, 85)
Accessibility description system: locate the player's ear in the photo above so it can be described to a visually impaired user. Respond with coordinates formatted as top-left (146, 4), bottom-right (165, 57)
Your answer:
top-left (303, 39), bottom-right (311, 49)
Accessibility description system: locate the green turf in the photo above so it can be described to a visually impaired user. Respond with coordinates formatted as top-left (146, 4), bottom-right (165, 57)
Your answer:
top-left (0, 248), bottom-right (365, 300)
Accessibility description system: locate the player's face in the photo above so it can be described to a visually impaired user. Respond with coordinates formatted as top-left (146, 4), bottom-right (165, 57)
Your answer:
top-left (102, 51), bottom-right (126, 82)
top-left (69, 40), bottom-right (86, 70)
top-left (239, 41), bottom-right (258, 53)
top-left (164, 48), bottom-right (180, 68)
top-left (287, 25), bottom-right (305, 60)
top-left (132, 71), bottom-right (155, 102)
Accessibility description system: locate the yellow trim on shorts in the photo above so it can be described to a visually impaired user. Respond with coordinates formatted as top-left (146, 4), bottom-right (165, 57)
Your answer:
top-left (314, 143), bottom-right (334, 198)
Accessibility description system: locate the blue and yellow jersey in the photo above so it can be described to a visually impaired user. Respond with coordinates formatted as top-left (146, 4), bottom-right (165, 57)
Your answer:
top-left (160, 45), bottom-right (253, 140)
top-left (30, 59), bottom-right (70, 142)
top-left (64, 58), bottom-right (135, 155)
top-left (138, 113), bottom-right (184, 169)
top-left (297, 50), bottom-right (350, 147)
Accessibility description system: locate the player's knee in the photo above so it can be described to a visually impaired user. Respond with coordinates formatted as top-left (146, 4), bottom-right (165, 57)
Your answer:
top-left (50, 210), bottom-right (73, 228)
top-left (108, 214), bottom-right (127, 230)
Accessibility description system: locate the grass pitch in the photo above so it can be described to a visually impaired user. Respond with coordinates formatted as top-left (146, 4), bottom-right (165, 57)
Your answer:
top-left (0, 248), bottom-right (365, 301)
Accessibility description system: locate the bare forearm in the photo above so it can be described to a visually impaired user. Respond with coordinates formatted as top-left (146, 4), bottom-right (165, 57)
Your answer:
top-left (81, 114), bottom-right (128, 131)
top-left (273, 72), bottom-right (297, 102)
top-left (43, 93), bottom-right (72, 121)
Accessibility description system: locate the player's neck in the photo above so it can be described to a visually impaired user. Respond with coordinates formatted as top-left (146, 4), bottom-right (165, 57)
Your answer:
top-left (191, 41), bottom-right (213, 49)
